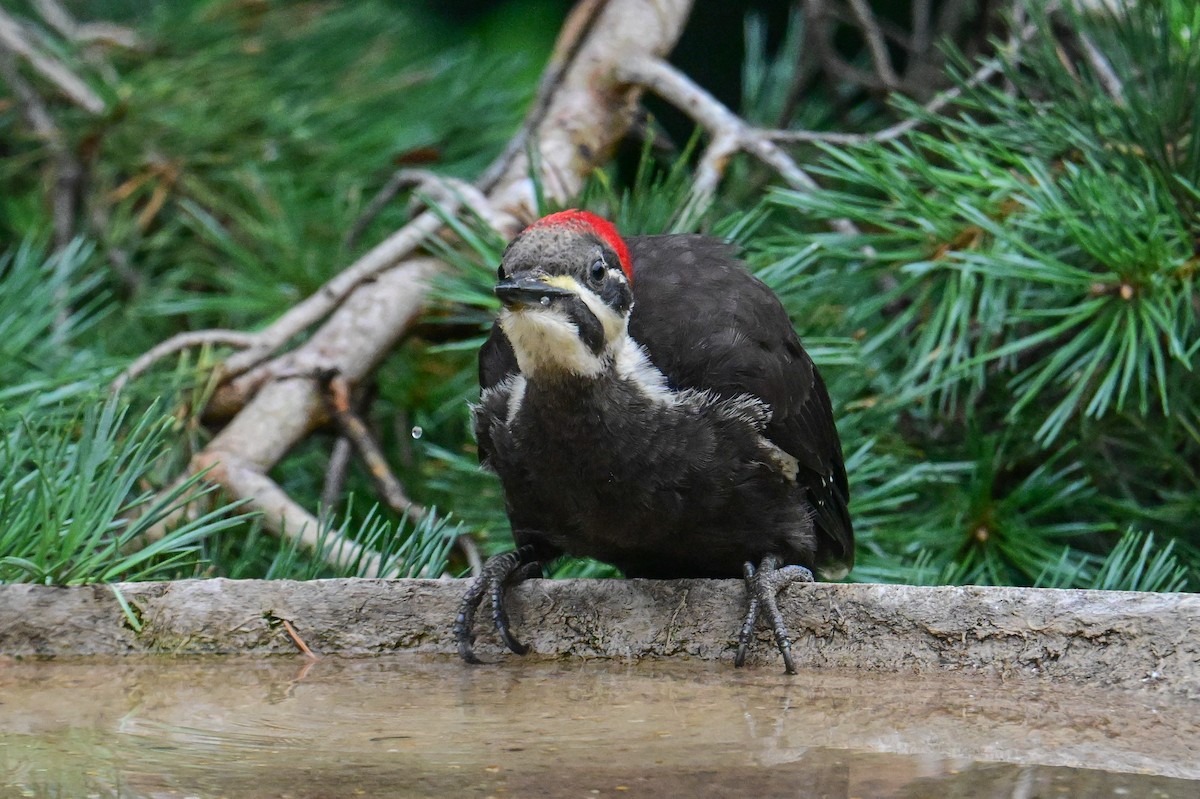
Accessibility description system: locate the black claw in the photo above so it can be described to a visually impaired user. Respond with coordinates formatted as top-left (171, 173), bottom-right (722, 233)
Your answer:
top-left (454, 545), bottom-right (540, 664)
top-left (492, 566), bottom-right (529, 655)
top-left (458, 641), bottom-right (486, 665)
top-left (454, 574), bottom-right (488, 664)
top-left (735, 560), bottom-right (759, 668)
top-left (736, 556), bottom-right (813, 674)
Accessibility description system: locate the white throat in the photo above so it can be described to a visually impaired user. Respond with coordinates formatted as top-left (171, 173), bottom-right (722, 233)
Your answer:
top-left (498, 277), bottom-right (675, 403)
top-left (498, 277), bottom-right (630, 379)
top-left (500, 307), bottom-right (675, 410)
top-left (500, 304), bottom-right (609, 379)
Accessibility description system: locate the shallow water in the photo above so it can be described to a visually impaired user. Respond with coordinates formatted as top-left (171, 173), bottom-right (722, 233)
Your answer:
top-left (0, 655), bottom-right (1196, 798)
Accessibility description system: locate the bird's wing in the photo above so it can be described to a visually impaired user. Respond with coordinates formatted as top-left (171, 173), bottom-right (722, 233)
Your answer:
top-left (479, 321), bottom-right (518, 392)
top-left (626, 235), bottom-right (854, 574)
top-left (476, 322), bottom-right (518, 467)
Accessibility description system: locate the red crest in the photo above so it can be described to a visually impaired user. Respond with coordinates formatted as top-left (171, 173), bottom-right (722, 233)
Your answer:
top-left (527, 210), bottom-right (633, 282)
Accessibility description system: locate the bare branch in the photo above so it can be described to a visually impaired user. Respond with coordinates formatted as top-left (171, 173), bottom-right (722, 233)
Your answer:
top-left (35, 0), bottom-right (140, 50)
top-left (221, 205), bottom-right (463, 380)
top-left (346, 169), bottom-right (509, 250)
top-left (402, 172), bottom-right (510, 236)
top-left (32, 0), bottom-right (76, 40)
top-left (72, 23), bottom-right (139, 49)
top-left (319, 372), bottom-right (425, 520)
top-left (0, 50), bottom-right (56, 138)
top-left (846, 0), bottom-right (900, 89)
top-left (127, 203), bottom-right (471, 416)
top-left (320, 437), bottom-right (354, 522)
top-left (910, 0), bottom-right (933, 59)
top-left (0, 8), bottom-right (105, 114)
top-left (193, 450), bottom-right (387, 577)
top-left (473, 0), bottom-right (608, 193)
top-left (1077, 31), bottom-right (1125, 105)
top-left (766, 16), bottom-right (1043, 147)
top-left (0, 48), bottom-right (81, 261)
top-left (136, 0), bottom-right (696, 558)
top-left (802, 0), bottom-right (893, 95)
top-left (821, 2), bottom-right (915, 53)
top-left (615, 55), bottom-right (861, 237)
top-left (762, 127), bottom-right (880, 146)
top-left (144, 255), bottom-right (443, 541)
top-left (110, 330), bottom-right (258, 394)
top-left (344, 170), bottom-right (418, 250)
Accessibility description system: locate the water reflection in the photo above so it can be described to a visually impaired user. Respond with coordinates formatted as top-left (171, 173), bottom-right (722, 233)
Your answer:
top-left (0, 656), bottom-right (1195, 798)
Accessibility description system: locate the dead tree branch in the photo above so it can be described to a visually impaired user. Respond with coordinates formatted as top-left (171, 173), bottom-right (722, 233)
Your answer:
top-left (32, 0), bottom-right (138, 49)
top-left (231, 207), bottom-right (462, 380)
top-left (193, 449), bottom-right (386, 577)
top-left (136, 0), bottom-right (696, 559)
top-left (846, 0), bottom-right (900, 90)
top-left (764, 14), bottom-right (1043, 147)
top-left (319, 372), bottom-right (425, 521)
top-left (320, 437), bottom-right (354, 522)
top-left (111, 331), bottom-right (258, 395)
top-left (0, 50), bottom-right (82, 252)
top-left (32, 0), bottom-right (76, 40)
top-left (0, 8), bottom-right (105, 114)
top-left (615, 55), bottom-right (861, 237)
top-left (115, 207), bottom-right (458, 400)
top-left (346, 169), bottom-right (507, 250)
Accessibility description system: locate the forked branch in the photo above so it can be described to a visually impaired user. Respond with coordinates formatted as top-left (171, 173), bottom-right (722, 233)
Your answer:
top-left (133, 0), bottom-right (695, 560)
top-left (615, 55), bottom-right (861, 237)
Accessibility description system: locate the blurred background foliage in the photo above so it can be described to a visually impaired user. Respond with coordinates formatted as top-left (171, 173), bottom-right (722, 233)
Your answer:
top-left (0, 0), bottom-right (1194, 591)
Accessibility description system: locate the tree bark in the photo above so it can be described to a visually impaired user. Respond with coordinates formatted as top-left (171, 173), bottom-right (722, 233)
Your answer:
top-left (145, 0), bottom-right (695, 551)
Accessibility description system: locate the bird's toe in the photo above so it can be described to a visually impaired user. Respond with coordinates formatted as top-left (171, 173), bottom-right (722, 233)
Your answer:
top-left (736, 556), bottom-right (813, 674)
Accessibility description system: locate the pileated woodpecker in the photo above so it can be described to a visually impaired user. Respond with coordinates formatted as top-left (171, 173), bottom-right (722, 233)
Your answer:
top-left (455, 210), bottom-right (853, 673)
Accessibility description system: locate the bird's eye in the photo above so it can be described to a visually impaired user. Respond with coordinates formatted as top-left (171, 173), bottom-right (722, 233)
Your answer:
top-left (588, 259), bottom-right (606, 285)
top-left (497, 264), bottom-right (505, 281)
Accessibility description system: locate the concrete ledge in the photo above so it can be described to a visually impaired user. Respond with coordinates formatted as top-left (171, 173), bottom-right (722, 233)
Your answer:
top-left (1, 578), bottom-right (1196, 693)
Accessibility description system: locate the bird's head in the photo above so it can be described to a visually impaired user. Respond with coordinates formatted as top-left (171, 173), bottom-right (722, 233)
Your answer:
top-left (495, 210), bottom-right (635, 378)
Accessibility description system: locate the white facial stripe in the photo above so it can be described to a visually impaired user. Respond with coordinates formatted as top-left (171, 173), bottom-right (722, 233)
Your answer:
top-left (499, 271), bottom-right (641, 381)
top-left (571, 279), bottom-right (627, 347)
top-left (500, 306), bottom-right (606, 378)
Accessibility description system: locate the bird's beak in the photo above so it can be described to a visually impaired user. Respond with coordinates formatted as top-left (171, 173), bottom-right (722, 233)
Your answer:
top-left (495, 275), bottom-right (576, 309)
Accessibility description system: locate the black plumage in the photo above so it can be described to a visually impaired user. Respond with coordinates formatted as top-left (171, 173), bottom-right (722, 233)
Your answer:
top-left (457, 214), bottom-right (853, 673)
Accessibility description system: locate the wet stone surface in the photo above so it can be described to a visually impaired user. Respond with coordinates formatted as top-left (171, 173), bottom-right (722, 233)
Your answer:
top-left (3, 580), bottom-right (1198, 696)
top-left (0, 655), bottom-right (1197, 798)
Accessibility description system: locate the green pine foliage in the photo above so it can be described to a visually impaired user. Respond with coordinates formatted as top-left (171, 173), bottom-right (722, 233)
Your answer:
top-left (200, 504), bottom-right (459, 582)
top-left (0, 240), bottom-right (456, 585)
top-left (0, 240), bottom-right (110, 419)
top-left (0, 1), bottom-right (520, 584)
top-left (0, 1), bottom-right (1195, 591)
top-left (766, 2), bottom-right (1199, 590)
top-left (0, 396), bottom-right (242, 584)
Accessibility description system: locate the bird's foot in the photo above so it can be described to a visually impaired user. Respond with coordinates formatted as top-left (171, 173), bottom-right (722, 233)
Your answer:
top-left (454, 545), bottom-right (541, 664)
top-left (734, 555), bottom-right (814, 675)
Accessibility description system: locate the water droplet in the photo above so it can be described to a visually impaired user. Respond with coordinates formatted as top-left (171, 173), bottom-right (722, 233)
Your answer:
top-left (410, 426), bottom-right (423, 440)
top-left (539, 296), bottom-right (551, 306)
